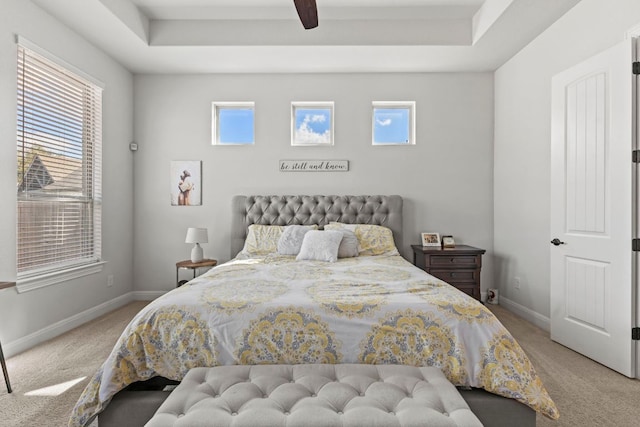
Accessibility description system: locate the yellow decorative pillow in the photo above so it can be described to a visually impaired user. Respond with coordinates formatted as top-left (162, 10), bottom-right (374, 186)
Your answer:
top-left (325, 223), bottom-right (399, 256)
top-left (241, 224), bottom-right (320, 256)
top-left (241, 225), bottom-right (285, 256)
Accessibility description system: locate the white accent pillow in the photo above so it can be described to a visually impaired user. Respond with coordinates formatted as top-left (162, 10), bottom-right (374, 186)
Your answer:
top-left (296, 230), bottom-right (343, 263)
top-left (277, 225), bottom-right (316, 255)
top-left (337, 229), bottom-right (359, 258)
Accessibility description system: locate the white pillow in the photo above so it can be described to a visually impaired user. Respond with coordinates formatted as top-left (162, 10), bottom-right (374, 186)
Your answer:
top-left (337, 229), bottom-right (359, 258)
top-left (277, 225), bottom-right (316, 255)
top-left (296, 230), bottom-right (343, 263)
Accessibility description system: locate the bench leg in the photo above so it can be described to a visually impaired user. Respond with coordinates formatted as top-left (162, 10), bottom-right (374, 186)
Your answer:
top-left (0, 340), bottom-right (11, 393)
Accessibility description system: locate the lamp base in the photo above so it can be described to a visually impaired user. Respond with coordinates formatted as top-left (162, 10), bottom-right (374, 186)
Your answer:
top-left (191, 243), bottom-right (203, 263)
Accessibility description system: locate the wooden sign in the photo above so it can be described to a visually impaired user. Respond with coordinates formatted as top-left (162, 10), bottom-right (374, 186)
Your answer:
top-left (279, 160), bottom-right (349, 172)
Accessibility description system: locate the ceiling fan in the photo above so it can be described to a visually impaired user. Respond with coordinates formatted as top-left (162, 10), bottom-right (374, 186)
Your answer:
top-left (293, 0), bottom-right (318, 29)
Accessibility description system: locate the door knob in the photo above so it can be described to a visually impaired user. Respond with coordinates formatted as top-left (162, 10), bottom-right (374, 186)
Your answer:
top-left (550, 238), bottom-right (566, 246)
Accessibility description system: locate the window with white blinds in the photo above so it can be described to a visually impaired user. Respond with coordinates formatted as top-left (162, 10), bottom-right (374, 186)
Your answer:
top-left (16, 44), bottom-right (102, 279)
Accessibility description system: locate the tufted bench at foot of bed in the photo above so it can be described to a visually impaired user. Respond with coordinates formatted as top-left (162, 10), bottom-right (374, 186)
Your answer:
top-left (143, 364), bottom-right (481, 427)
top-left (97, 365), bottom-right (537, 427)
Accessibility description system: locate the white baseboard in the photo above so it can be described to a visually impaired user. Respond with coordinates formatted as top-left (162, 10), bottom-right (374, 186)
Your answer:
top-left (4, 292), bottom-right (134, 358)
top-left (4, 290), bottom-right (169, 358)
top-left (498, 296), bottom-right (550, 332)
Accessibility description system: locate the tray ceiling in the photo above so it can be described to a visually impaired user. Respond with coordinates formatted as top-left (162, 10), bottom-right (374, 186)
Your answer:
top-left (30, 0), bottom-right (582, 73)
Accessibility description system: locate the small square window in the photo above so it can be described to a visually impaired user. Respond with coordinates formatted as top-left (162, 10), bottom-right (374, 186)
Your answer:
top-left (291, 102), bottom-right (334, 146)
top-left (212, 102), bottom-right (255, 145)
top-left (372, 101), bottom-right (415, 145)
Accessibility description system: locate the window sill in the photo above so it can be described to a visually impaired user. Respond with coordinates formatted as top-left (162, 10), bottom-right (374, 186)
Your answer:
top-left (16, 262), bottom-right (106, 293)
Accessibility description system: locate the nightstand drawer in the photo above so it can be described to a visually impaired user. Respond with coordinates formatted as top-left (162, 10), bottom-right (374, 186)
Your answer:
top-left (430, 269), bottom-right (478, 283)
top-left (449, 283), bottom-right (479, 299)
top-left (411, 245), bottom-right (485, 302)
top-left (428, 255), bottom-right (479, 268)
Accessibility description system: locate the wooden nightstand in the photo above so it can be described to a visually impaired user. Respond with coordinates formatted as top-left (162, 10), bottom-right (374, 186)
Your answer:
top-left (411, 245), bottom-right (486, 301)
top-left (176, 259), bottom-right (217, 287)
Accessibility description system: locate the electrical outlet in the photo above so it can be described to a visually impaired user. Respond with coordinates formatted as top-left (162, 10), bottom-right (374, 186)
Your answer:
top-left (107, 274), bottom-right (114, 287)
top-left (513, 276), bottom-right (521, 290)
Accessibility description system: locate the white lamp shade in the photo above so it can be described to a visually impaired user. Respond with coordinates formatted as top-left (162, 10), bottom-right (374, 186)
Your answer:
top-left (185, 227), bottom-right (208, 244)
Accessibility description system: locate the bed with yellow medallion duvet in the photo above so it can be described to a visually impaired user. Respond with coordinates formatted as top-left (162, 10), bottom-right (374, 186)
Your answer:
top-left (69, 195), bottom-right (558, 427)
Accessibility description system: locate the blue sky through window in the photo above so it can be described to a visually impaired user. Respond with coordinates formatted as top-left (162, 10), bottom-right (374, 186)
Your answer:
top-left (373, 107), bottom-right (410, 144)
top-left (293, 107), bottom-right (332, 145)
top-left (218, 107), bottom-right (254, 144)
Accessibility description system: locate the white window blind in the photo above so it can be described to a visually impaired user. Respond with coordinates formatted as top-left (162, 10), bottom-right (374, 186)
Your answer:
top-left (16, 44), bottom-right (102, 278)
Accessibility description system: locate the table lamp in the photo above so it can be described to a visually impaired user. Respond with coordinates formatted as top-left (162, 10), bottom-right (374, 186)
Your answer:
top-left (185, 227), bottom-right (208, 262)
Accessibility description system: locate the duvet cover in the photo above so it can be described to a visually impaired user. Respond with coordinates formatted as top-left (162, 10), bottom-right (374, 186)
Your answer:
top-left (69, 254), bottom-right (559, 426)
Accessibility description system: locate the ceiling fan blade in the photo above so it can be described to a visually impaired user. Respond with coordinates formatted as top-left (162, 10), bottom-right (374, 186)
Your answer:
top-left (293, 0), bottom-right (318, 30)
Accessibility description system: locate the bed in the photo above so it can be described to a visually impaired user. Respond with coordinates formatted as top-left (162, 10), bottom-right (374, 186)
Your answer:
top-left (70, 195), bottom-right (558, 427)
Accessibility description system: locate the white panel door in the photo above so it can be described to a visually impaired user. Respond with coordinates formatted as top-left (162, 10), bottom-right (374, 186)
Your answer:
top-left (550, 38), bottom-right (637, 377)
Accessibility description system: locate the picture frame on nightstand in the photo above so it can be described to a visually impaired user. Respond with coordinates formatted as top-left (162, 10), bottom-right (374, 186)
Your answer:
top-left (421, 232), bottom-right (441, 247)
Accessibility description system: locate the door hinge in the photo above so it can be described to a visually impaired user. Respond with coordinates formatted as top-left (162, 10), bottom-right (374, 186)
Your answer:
top-left (633, 328), bottom-right (640, 340)
top-left (633, 239), bottom-right (640, 251)
top-left (634, 150), bottom-right (640, 163)
top-left (634, 61), bottom-right (640, 75)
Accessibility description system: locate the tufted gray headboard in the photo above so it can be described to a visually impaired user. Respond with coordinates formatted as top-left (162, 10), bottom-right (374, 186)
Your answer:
top-left (231, 195), bottom-right (403, 258)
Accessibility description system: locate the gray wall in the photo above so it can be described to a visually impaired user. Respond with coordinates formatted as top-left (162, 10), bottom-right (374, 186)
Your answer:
top-left (133, 73), bottom-right (495, 292)
top-left (0, 0), bottom-right (134, 354)
top-left (5, 0), bottom-right (637, 358)
top-left (494, 0), bottom-right (640, 319)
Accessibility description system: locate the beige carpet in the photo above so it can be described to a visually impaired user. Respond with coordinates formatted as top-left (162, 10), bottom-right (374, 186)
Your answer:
top-left (0, 300), bottom-right (639, 426)
top-left (0, 301), bottom-right (148, 427)
top-left (488, 304), bottom-right (640, 427)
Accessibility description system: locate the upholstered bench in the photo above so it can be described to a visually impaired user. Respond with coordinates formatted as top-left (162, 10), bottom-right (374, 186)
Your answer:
top-left (144, 364), bottom-right (482, 427)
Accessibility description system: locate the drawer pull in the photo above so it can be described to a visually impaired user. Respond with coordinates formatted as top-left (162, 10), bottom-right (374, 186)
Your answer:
top-left (450, 273), bottom-right (456, 278)
top-left (450, 258), bottom-right (455, 263)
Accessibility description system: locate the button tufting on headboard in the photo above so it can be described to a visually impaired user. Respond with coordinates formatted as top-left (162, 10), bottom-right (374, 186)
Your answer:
top-left (230, 195), bottom-right (403, 259)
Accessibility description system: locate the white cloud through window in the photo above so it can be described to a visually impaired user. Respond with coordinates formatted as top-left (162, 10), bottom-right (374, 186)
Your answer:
top-left (291, 103), bottom-right (334, 146)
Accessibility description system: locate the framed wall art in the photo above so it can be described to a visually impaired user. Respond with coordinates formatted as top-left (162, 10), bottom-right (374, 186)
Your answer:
top-left (170, 160), bottom-right (202, 206)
